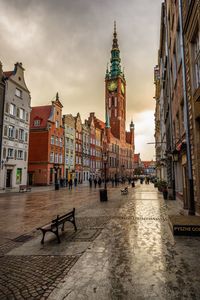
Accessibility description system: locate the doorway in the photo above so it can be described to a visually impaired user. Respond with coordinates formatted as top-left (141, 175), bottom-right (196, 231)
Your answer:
top-left (6, 169), bottom-right (12, 188)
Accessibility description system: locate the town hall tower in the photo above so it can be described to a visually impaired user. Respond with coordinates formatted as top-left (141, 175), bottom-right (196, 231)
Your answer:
top-left (105, 22), bottom-right (126, 142)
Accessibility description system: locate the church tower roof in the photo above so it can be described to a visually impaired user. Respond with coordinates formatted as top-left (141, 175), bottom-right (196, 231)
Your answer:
top-left (105, 22), bottom-right (124, 80)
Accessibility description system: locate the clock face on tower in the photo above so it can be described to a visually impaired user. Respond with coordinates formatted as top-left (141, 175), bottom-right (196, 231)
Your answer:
top-left (108, 80), bottom-right (117, 92)
top-left (121, 82), bottom-right (125, 95)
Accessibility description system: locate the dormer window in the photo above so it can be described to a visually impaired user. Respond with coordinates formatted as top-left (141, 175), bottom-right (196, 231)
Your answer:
top-left (34, 119), bottom-right (41, 126)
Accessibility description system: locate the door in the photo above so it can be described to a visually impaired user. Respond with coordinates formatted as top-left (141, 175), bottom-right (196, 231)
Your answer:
top-left (6, 170), bottom-right (12, 188)
top-left (28, 173), bottom-right (33, 186)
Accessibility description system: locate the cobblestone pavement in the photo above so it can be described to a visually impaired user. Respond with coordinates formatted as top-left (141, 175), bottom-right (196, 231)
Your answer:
top-left (0, 183), bottom-right (200, 299)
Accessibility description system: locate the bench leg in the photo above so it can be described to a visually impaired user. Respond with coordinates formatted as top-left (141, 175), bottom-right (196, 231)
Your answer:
top-left (72, 219), bottom-right (77, 231)
top-left (53, 228), bottom-right (61, 243)
top-left (41, 230), bottom-right (46, 244)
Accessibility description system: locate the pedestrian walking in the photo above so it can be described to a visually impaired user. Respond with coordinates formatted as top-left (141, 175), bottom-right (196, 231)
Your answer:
top-left (94, 178), bottom-right (97, 188)
top-left (89, 177), bottom-right (92, 188)
top-left (69, 179), bottom-right (73, 190)
top-left (74, 177), bottom-right (77, 187)
top-left (98, 177), bottom-right (102, 188)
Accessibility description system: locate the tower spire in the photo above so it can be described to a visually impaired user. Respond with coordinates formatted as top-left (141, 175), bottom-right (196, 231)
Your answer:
top-left (110, 21), bottom-right (122, 78)
top-left (112, 20), bottom-right (119, 49)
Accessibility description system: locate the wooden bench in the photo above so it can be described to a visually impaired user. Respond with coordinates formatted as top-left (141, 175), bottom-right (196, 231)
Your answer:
top-left (19, 185), bottom-right (32, 192)
top-left (37, 208), bottom-right (77, 244)
top-left (121, 186), bottom-right (128, 195)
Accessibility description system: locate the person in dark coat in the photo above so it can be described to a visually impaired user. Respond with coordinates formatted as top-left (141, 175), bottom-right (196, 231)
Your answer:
top-left (69, 179), bottom-right (73, 190)
top-left (89, 177), bottom-right (92, 188)
top-left (94, 178), bottom-right (97, 188)
top-left (74, 177), bottom-right (77, 187)
top-left (98, 177), bottom-right (102, 188)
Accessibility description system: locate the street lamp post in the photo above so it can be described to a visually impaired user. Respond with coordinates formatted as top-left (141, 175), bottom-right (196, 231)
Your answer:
top-left (54, 165), bottom-right (60, 190)
top-left (99, 152), bottom-right (108, 201)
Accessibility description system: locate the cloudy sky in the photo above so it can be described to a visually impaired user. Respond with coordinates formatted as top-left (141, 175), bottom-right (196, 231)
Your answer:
top-left (0, 0), bottom-right (162, 160)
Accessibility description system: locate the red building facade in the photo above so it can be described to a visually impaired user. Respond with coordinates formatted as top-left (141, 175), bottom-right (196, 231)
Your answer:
top-left (28, 93), bottom-right (64, 185)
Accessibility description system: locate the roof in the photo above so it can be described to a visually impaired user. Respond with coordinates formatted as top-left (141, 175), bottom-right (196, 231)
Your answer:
top-left (134, 154), bottom-right (140, 163)
top-left (3, 71), bottom-right (13, 78)
top-left (142, 161), bottom-right (156, 168)
top-left (126, 132), bottom-right (131, 144)
top-left (94, 118), bottom-right (105, 130)
top-left (30, 105), bottom-right (52, 129)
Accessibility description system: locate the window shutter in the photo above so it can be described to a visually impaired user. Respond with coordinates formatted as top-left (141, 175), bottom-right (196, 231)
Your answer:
top-left (17, 108), bottom-right (20, 118)
top-left (14, 150), bottom-right (17, 160)
top-left (4, 125), bottom-right (7, 137)
top-left (5, 103), bottom-right (9, 113)
top-left (24, 151), bottom-right (27, 161)
top-left (26, 112), bottom-right (28, 122)
top-left (15, 129), bottom-right (18, 139)
top-left (25, 132), bottom-right (28, 142)
top-left (3, 148), bottom-right (6, 159)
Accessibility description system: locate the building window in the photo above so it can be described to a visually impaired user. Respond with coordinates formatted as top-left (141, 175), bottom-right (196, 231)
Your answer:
top-left (55, 153), bottom-right (58, 163)
top-left (59, 154), bottom-right (62, 163)
top-left (50, 152), bottom-right (54, 163)
top-left (16, 168), bottom-right (22, 184)
top-left (60, 138), bottom-right (62, 147)
top-left (8, 148), bottom-right (14, 158)
top-left (34, 119), bottom-right (41, 126)
top-left (15, 88), bottom-right (22, 98)
top-left (192, 29), bottom-right (200, 90)
top-left (19, 129), bottom-right (24, 141)
top-left (115, 97), bottom-right (117, 107)
top-left (17, 150), bottom-right (23, 159)
top-left (109, 97), bottom-right (111, 108)
top-left (51, 135), bottom-right (54, 145)
top-left (19, 108), bottom-right (25, 120)
top-left (8, 125), bottom-right (15, 138)
top-left (172, 49), bottom-right (177, 84)
top-left (9, 103), bottom-right (16, 116)
top-left (56, 120), bottom-right (59, 128)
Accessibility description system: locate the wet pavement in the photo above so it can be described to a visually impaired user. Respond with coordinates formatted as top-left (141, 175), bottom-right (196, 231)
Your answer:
top-left (0, 183), bottom-right (200, 299)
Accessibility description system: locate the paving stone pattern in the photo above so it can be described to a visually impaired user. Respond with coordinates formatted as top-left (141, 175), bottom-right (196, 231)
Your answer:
top-left (1, 184), bottom-right (200, 299)
top-left (0, 255), bottom-right (79, 300)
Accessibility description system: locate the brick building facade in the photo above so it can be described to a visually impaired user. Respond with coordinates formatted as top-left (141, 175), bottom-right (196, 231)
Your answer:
top-left (104, 23), bottom-right (135, 179)
top-left (28, 93), bottom-right (64, 185)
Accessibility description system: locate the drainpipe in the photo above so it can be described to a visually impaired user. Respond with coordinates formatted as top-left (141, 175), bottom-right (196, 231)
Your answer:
top-left (178, 0), bottom-right (195, 215)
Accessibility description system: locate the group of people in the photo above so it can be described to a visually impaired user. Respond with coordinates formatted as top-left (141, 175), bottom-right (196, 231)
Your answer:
top-left (89, 177), bottom-right (102, 188)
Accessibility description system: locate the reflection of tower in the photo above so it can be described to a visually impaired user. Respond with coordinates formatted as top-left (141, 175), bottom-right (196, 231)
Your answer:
top-left (105, 22), bottom-right (126, 142)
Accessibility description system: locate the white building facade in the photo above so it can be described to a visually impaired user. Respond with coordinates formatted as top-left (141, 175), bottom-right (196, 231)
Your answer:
top-left (0, 63), bottom-right (31, 189)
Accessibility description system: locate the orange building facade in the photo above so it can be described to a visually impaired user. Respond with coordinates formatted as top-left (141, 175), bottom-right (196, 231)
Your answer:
top-left (28, 94), bottom-right (64, 185)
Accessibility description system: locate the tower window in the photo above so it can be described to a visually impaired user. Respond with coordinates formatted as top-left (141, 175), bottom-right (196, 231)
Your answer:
top-left (115, 97), bottom-right (117, 107)
top-left (109, 98), bottom-right (111, 108)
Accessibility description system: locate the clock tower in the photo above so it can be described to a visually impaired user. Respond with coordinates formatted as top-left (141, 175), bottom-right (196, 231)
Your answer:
top-left (105, 22), bottom-right (126, 142)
